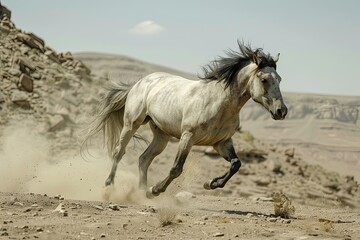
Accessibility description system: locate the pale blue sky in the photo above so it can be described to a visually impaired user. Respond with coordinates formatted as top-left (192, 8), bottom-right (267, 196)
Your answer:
top-left (3, 0), bottom-right (360, 96)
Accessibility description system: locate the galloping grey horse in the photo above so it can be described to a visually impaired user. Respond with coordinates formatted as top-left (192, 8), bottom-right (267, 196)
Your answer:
top-left (84, 41), bottom-right (287, 198)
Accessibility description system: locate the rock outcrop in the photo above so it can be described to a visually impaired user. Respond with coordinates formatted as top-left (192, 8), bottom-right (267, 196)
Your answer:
top-left (0, 3), bottom-right (97, 138)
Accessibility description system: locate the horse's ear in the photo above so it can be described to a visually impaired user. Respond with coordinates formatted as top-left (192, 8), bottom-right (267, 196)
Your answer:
top-left (252, 53), bottom-right (262, 66)
top-left (273, 53), bottom-right (280, 63)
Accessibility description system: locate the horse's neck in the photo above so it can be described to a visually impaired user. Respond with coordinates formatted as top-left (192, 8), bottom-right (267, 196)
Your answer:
top-left (226, 64), bottom-right (255, 112)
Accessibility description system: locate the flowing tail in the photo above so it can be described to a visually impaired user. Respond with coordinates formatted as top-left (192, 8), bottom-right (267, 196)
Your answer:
top-left (82, 80), bottom-right (142, 158)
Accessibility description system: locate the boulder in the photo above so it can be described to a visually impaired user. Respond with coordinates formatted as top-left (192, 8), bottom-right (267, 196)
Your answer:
top-left (14, 56), bottom-right (36, 72)
top-left (27, 32), bottom-right (45, 47)
top-left (16, 33), bottom-right (44, 52)
top-left (0, 91), bottom-right (5, 103)
top-left (58, 51), bottom-right (74, 63)
top-left (0, 17), bottom-right (14, 31)
top-left (45, 50), bottom-right (61, 64)
top-left (0, 3), bottom-right (11, 19)
top-left (11, 91), bottom-right (30, 108)
top-left (48, 115), bottom-right (65, 131)
top-left (8, 66), bottom-right (21, 76)
top-left (19, 74), bottom-right (33, 92)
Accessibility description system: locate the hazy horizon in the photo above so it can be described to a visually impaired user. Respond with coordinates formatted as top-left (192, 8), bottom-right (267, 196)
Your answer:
top-left (3, 0), bottom-right (360, 96)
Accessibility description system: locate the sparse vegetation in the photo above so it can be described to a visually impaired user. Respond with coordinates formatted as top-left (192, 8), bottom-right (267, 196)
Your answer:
top-left (319, 220), bottom-right (334, 233)
top-left (272, 192), bottom-right (295, 218)
top-left (158, 207), bottom-right (177, 227)
top-left (241, 130), bottom-right (255, 143)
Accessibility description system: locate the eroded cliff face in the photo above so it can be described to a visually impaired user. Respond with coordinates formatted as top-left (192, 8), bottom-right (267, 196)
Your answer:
top-left (241, 93), bottom-right (360, 125)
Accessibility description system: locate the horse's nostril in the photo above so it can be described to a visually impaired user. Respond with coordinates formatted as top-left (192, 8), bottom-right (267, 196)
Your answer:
top-left (276, 109), bottom-right (282, 116)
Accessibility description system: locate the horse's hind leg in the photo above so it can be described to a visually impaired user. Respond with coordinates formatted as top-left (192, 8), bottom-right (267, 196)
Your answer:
top-left (146, 131), bottom-right (193, 198)
top-left (105, 124), bottom-right (141, 186)
top-left (203, 138), bottom-right (241, 190)
top-left (138, 123), bottom-right (169, 190)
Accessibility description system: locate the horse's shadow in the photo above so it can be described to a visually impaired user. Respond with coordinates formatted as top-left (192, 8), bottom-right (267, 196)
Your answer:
top-left (197, 208), bottom-right (273, 218)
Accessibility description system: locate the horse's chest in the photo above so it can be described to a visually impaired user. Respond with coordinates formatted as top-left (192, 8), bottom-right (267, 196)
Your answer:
top-left (194, 116), bottom-right (239, 145)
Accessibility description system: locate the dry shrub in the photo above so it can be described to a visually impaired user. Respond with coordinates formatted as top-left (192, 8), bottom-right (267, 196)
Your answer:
top-left (320, 221), bottom-right (334, 232)
top-left (158, 207), bottom-right (177, 227)
top-left (241, 131), bottom-right (255, 143)
top-left (272, 192), bottom-right (295, 218)
top-left (318, 219), bottom-right (335, 232)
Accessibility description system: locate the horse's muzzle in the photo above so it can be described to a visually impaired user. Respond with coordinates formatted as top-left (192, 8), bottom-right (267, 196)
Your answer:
top-left (271, 105), bottom-right (287, 120)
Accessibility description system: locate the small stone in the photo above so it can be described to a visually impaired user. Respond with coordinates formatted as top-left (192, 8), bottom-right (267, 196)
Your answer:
top-left (21, 225), bottom-right (29, 229)
top-left (32, 72), bottom-right (41, 80)
top-left (0, 232), bottom-right (8, 236)
top-left (13, 201), bottom-right (24, 207)
top-left (19, 73), bottom-right (33, 92)
top-left (213, 232), bottom-right (225, 237)
top-left (194, 221), bottom-right (206, 225)
top-left (52, 203), bottom-right (65, 213)
top-left (93, 205), bottom-right (104, 211)
top-left (23, 208), bottom-right (31, 213)
top-left (100, 233), bottom-right (106, 238)
top-left (254, 176), bottom-right (271, 186)
top-left (36, 227), bottom-right (43, 232)
top-left (8, 66), bottom-right (21, 76)
top-left (268, 217), bottom-right (277, 222)
top-left (60, 210), bottom-right (68, 217)
top-left (344, 235), bottom-right (351, 240)
top-left (109, 204), bottom-right (119, 211)
top-left (284, 148), bottom-right (295, 158)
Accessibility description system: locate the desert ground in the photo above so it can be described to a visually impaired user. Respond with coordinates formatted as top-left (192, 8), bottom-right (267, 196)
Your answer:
top-left (1, 5), bottom-right (360, 240)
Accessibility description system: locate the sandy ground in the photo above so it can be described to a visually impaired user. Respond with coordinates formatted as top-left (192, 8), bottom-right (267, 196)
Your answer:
top-left (0, 125), bottom-right (359, 240)
top-left (0, 192), bottom-right (358, 240)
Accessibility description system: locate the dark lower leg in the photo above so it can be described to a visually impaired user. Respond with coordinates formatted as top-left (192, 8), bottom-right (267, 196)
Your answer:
top-left (205, 158), bottom-right (241, 189)
top-left (204, 139), bottom-right (242, 190)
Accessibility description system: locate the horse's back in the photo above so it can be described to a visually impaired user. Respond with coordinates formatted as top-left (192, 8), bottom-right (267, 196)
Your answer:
top-left (131, 72), bottom-right (197, 137)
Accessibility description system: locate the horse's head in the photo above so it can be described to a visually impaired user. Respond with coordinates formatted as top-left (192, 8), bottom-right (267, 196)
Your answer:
top-left (249, 52), bottom-right (287, 120)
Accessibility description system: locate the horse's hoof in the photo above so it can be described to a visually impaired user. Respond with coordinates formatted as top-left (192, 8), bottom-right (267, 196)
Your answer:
top-left (203, 180), bottom-right (214, 190)
top-left (146, 187), bottom-right (156, 199)
top-left (105, 178), bottom-right (113, 186)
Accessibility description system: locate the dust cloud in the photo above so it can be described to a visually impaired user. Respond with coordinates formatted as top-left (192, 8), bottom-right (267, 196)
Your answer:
top-left (0, 122), bottom-right (200, 208)
top-left (0, 122), bottom-right (138, 202)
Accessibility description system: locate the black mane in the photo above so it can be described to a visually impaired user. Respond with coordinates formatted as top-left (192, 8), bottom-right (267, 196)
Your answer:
top-left (199, 41), bottom-right (277, 89)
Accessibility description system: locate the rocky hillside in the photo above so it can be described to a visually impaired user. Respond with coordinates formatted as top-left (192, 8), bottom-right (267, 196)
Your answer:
top-left (0, 4), bottom-right (99, 143)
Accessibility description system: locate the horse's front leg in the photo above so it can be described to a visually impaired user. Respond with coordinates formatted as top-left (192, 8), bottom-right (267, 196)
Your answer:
top-left (146, 131), bottom-right (193, 198)
top-left (203, 138), bottom-right (241, 190)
